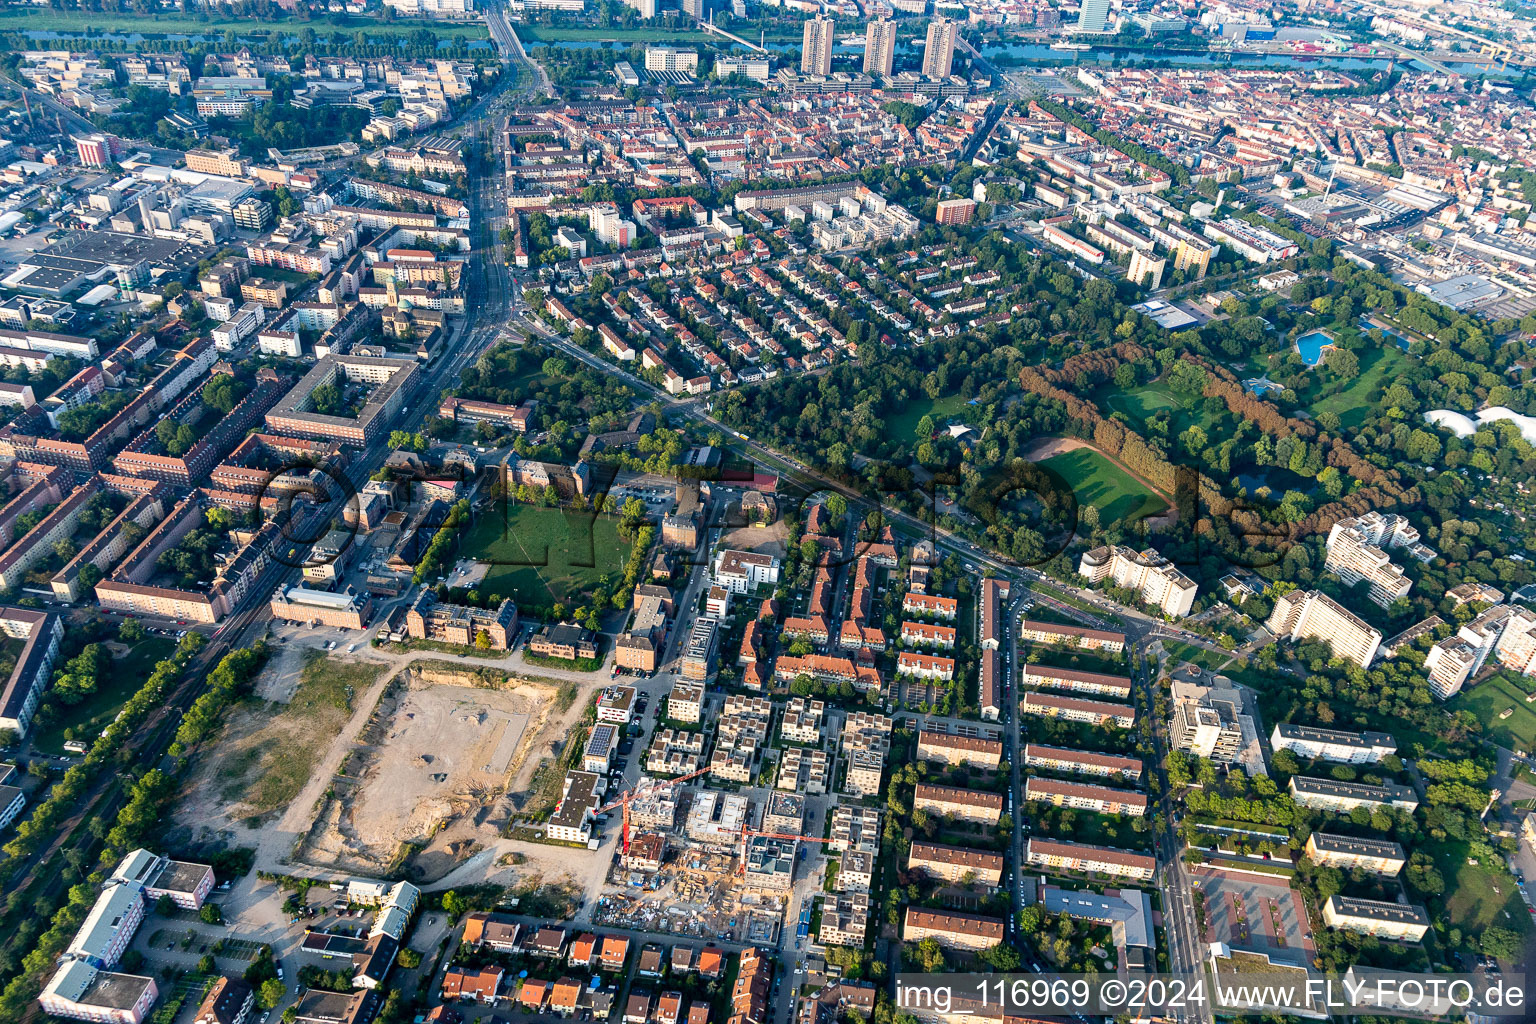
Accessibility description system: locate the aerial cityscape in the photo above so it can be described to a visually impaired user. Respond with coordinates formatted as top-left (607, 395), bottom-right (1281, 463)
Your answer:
top-left (1, 0), bottom-right (1536, 1021)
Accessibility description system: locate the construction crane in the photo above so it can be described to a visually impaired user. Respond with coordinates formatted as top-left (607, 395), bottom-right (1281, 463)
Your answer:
top-left (736, 827), bottom-right (835, 876)
top-left (597, 764), bottom-right (712, 857)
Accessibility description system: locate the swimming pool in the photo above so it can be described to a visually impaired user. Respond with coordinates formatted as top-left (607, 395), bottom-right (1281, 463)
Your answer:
top-left (1294, 330), bottom-right (1337, 367)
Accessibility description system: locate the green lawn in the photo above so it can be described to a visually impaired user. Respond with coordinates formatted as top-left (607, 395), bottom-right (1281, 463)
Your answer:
top-left (1038, 446), bottom-right (1166, 524)
top-left (32, 637), bottom-right (176, 755)
top-left (466, 505), bottom-right (632, 609)
top-left (1093, 381), bottom-right (1218, 433)
top-left (1429, 838), bottom-right (1532, 937)
top-left (1305, 345), bottom-right (1411, 429)
top-left (1160, 641), bottom-right (1236, 673)
top-left (1449, 674), bottom-right (1536, 752)
top-left (886, 393), bottom-right (975, 444)
top-left (0, 9), bottom-right (488, 38)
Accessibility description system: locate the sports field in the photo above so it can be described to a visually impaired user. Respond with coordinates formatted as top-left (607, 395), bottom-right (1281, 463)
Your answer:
top-left (1038, 447), bottom-right (1166, 525)
top-left (465, 504), bottom-right (631, 608)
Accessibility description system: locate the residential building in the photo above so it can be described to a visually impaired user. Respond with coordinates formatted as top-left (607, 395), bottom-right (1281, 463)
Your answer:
top-left (1021, 663), bottom-right (1131, 699)
top-left (1270, 723), bottom-right (1396, 765)
top-left (40, 962), bottom-right (158, 1024)
top-left (1323, 513), bottom-right (1417, 607)
top-left (406, 591), bottom-right (518, 649)
top-left (713, 550), bottom-right (780, 593)
top-left (1078, 545), bottom-right (1196, 617)
top-left (1020, 619), bottom-right (1125, 652)
top-left (1023, 743), bottom-right (1142, 781)
top-left (1022, 692), bottom-right (1135, 728)
top-left (916, 728), bottom-right (1002, 768)
top-left (907, 843), bottom-right (1004, 885)
top-left (935, 199), bottom-right (975, 225)
top-left (1304, 833), bottom-right (1406, 876)
top-left (668, 681), bottom-right (703, 723)
top-left (913, 783), bottom-right (1002, 825)
top-left (921, 18), bottom-right (958, 79)
top-left (529, 623), bottom-right (599, 661)
top-left (819, 893), bottom-right (871, 948)
top-left (801, 16), bottom-right (835, 76)
top-left (902, 909), bottom-right (1005, 951)
top-left (194, 977), bottom-right (254, 1024)
top-left (1266, 590), bottom-right (1383, 668)
top-left (1024, 838), bottom-right (1156, 880)
top-left (863, 19), bottom-right (897, 77)
top-left (546, 771), bottom-right (604, 844)
top-left (1322, 896), bottom-right (1430, 942)
top-left (1024, 777), bottom-right (1147, 816)
top-left (644, 48), bottom-right (699, 74)
top-left (1287, 776), bottom-right (1418, 814)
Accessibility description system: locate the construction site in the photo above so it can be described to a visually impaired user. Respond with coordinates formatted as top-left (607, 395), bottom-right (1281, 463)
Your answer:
top-left (583, 772), bottom-right (833, 946)
top-left (293, 662), bottom-right (568, 880)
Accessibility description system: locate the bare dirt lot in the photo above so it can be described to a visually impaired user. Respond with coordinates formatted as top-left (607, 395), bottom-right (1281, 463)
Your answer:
top-left (298, 675), bottom-right (540, 876)
top-left (718, 517), bottom-right (788, 560)
top-left (175, 647), bottom-right (380, 830)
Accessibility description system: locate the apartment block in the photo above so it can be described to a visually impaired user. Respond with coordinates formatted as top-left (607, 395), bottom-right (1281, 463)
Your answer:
top-left (980, 649), bottom-right (1001, 722)
top-left (843, 748), bottom-right (886, 798)
top-left (903, 592), bottom-right (957, 619)
top-left (1023, 743), bottom-right (1143, 781)
top-left (1020, 619), bottom-right (1126, 652)
top-left (1323, 513), bottom-right (1417, 607)
top-left (897, 651), bottom-right (956, 681)
top-left (1024, 777), bottom-right (1147, 817)
top-left (712, 549), bottom-right (780, 593)
top-left (1270, 723), bottom-right (1396, 765)
top-left (1025, 837), bottom-right (1156, 880)
top-left (1266, 589), bottom-right (1383, 668)
top-left (1304, 833), bottom-right (1406, 876)
top-left (1022, 692), bottom-right (1135, 728)
top-left (1077, 545), bottom-right (1197, 618)
top-left (1021, 663), bottom-right (1132, 699)
top-left (1322, 896), bottom-right (1430, 942)
top-left (902, 908), bottom-right (1005, 952)
top-left (916, 728), bottom-right (1003, 768)
top-left (901, 620), bottom-right (956, 648)
top-left (829, 806), bottom-right (882, 854)
top-left (667, 681), bottom-right (703, 723)
top-left (913, 783), bottom-right (1002, 825)
top-left (907, 842), bottom-right (1004, 885)
top-left (777, 746), bottom-right (830, 794)
top-left (979, 578), bottom-right (1011, 650)
top-left (819, 893), bottom-right (871, 948)
top-left (1171, 696), bottom-right (1243, 763)
top-left (1287, 776), bottom-right (1418, 814)
top-left (778, 697), bottom-right (825, 745)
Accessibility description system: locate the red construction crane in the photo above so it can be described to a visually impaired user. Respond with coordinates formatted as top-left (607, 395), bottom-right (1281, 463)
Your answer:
top-left (598, 764), bottom-right (712, 856)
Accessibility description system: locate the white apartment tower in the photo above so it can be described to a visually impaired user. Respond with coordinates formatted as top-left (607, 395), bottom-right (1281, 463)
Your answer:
top-left (1078, 545), bottom-right (1197, 618)
top-left (922, 17), bottom-right (959, 79)
top-left (801, 16), bottom-right (836, 76)
top-left (1076, 0), bottom-right (1112, 33)
top-left (1265, 589), bottom-right (1383, 668)
top-left (1323, 512), bottom-right (1418, 608)
top-left (864, 18), bottom-right (897, 77)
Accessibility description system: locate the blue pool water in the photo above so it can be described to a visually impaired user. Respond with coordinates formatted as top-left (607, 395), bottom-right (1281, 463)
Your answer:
top-left (1295, 331), bottom-right (1336, 367)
